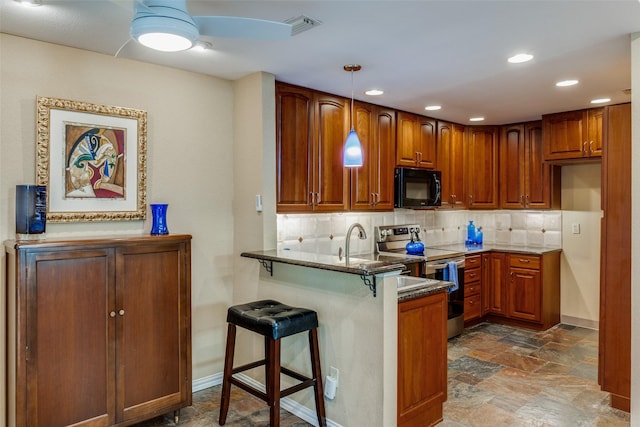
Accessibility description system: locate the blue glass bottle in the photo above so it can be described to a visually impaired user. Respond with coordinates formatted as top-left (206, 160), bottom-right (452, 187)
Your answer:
top-left (466, 220), bottom-right (476, 245)
top-left (150, 203), bottom-right (169, 235)
top-left (16, 185), bottom-right (47, 238)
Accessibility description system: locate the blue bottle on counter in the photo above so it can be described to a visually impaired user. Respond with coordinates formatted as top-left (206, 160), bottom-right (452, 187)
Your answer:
top-left (475, 227), bottom-right (483, 245)
top-left (466, 220), bottom-right (476, 245)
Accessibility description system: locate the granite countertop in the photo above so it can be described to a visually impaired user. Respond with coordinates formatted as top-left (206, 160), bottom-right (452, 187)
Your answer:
top-left (396, 279), bottom-right (454, 302)
top-left (241, 249), bottom-right (423, 276)
top-left (425, 243), bottom-right (562, 255)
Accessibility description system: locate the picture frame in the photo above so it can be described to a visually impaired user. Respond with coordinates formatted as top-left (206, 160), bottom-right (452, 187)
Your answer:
top-left (36, 96), bottom-right (147, 222)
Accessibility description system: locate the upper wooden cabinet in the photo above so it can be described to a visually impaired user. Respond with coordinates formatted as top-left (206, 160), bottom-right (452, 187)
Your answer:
top-left (350, 101), bottom-right (396, 211)
top-left (436, 121), bottom-right (465, 208)
top-left (500, 121), bottom-right (560, 209)
top-left (465, 126), bottom-right (499, 209)
top-left (542, 107), bottom-right (603, 161)
top-left (4, 235), bottom-right (192, 427)
top-left (396, 111), bottom-right (436, 169)
top-left (276, 83), bottom-right (349, 213)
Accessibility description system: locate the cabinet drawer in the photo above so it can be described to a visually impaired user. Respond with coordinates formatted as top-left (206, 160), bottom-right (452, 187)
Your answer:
top-left (466, 254), bottom-right (482, 268)
top-left (464, 295), bottom-right (482, 321)
top-left (464, 267), bottom-right (481, 284)
top-left (466, 282), bottom-right (481, 297)
top-left (509, 254), bottom-right (540, 269)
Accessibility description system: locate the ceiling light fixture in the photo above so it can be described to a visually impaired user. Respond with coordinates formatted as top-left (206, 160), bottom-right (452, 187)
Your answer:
top-left (591, 98), bottom-right (611, 104)
top-left (130, 1), bottom-right (199, 52)
top-left (469, 117), bottom-right (485, 122)
top-left (508, 53), bottom-right (533, 64)
top-left (14, 0), bottom-right (41, 7)
top-left (556, 79), bottom-right (579, 87)
top-left (425, 105), bottom-right (442, 111)
top-left (343, 64), bottom-right (363, 168)
top-left (365, 89), bottom-right (384, 96)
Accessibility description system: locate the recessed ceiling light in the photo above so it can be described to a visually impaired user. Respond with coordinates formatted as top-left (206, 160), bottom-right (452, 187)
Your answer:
top-left (469, 117), bottom-right (485, 122)
top-left (508, 53), bottom-right (533, 64)
top-left (556, 79), bottom-right (579, 87)
top-left (365, 89), bottom-right (384, 96)
top-left (14, 0), bottom-right (41, 6)
top-left (591, 98), bottom-right (611, 104)
top-left (425, 105), bottom-right (442, 111)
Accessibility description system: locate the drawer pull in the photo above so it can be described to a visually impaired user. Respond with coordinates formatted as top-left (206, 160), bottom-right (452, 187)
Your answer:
top-left (519, 258), bottom-right (530, 263)
top-left (119, 309), bottom-right (125, 316)
top-left (109, 311), bottom-right (116, 318)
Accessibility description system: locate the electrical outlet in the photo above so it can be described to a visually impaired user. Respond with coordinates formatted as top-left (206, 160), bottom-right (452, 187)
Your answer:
top-left (572, 223), bottom-right (581, 234)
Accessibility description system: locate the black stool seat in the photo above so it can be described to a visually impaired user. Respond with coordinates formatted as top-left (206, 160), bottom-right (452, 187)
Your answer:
top-left (219, 299), bottom-right (326, 427)
top-left (227, 299), bottom-right (319, 340)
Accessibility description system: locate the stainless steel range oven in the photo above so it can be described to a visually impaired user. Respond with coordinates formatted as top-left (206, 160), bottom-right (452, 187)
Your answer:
top-left (375, 224), bottom-right (465, 339)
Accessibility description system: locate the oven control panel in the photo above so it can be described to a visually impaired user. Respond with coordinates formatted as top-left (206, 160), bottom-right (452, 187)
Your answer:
top-left (375, 224), bottom-right (421, 243)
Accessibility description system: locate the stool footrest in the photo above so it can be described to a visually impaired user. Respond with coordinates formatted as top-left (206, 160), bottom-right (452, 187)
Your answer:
top-left (232, 359), bottom-right (266, 374)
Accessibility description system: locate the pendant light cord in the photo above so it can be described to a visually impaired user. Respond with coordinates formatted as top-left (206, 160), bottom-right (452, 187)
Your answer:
top-left (350, 68), bottom-right (355, 132)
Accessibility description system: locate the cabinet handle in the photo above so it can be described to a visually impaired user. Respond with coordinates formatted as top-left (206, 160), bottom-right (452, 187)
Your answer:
top-left (469, 300), bottom-right (474, 305)
top-left (119, 309), bottom-right (125, 316)
top-left (525, 195), bottom-right (530, 206)
top-left (309, 192), bottom-right (314, 206)
top-left (375, 193), bottom-right (380, 205)
top-left (316, 192), bottom-right (320, 205)
top-left (582, 141), bottom-right (588, 155)
top-left (521, 195), bottom-right (526, 205)
top-left (519, 258), bottom-right (530, 263)
top-left (110, 311), bottom-right (116, 318)
top-left (589, 140), bottom-right (594, 154)
top-left (469, 273), bottom-right (476, 278)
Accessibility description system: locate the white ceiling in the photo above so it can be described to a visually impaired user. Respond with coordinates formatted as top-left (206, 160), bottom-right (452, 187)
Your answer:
top-left (2, 0), bottom-right (639, 125)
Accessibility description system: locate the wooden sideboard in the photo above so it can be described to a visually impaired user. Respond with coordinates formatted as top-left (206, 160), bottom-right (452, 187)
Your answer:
top-left (5, 234), bottom-right (192, 427)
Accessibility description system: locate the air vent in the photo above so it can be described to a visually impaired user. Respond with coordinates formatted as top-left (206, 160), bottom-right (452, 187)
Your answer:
top-left (284, 15), bottom-right (322, 36)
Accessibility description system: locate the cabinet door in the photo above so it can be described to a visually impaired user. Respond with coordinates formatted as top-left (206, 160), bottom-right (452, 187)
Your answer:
top-left (500, 124), bottom-right (525, 208)
top-left (25, 249), bottom-right (115, 427)
top-left (117, 243), bottom-right (191, 422)
top-left (542, 110), bottom-right (586, 160)
top-left (276, 83), bottom-right (314, 212)
top-left (374, 106), bottom-right (396, 210)
top-left (587, 107), bottom-right (603, 157)
top-left (524, 122), bottom-right (552, 208)
top-left (398, 292), bottom-right (447, 426)
top-left (416, 116), bottom-right (436, 168)
top-left (437, 122), bottom-right (465, 208)
top-left (396, 111), bottom-right (419, 167)
top-left (507, 267), bottom-right (542, 322)
top-left (486, 252), bottom-right (506, 315)
top-left (481, 253), bottom-right (491, 315)
top-left (313, 93), bottom-right (350, 211)
top-left (466, 126), bottom-right (499, 209)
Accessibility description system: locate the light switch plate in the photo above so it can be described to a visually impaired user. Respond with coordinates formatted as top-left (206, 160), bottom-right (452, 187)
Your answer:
top-left (572, 223), bottom-right (581, 234)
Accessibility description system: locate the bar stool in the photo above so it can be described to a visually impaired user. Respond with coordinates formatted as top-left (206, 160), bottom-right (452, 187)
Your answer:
top-left (219, 299), bottom-right (327, 427)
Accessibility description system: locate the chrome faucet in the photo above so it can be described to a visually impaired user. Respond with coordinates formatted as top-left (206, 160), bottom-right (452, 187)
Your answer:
top-left (344, 222), bottom-right (367, 264)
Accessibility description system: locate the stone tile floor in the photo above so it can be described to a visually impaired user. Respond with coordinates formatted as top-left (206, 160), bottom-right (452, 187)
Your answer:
top-left (135, 322), bottom-right (630, 427)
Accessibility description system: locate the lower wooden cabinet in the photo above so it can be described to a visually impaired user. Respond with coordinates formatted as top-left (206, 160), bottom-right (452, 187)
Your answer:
top-left (5, 235), bottom-right (192, 427)
top-left (467, 250), bottom-right (560, 331)
top-left (398, 291), bottom-right (447, 427)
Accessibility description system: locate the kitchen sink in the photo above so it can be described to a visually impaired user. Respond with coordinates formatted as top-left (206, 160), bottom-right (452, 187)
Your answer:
top-left (396, 276), bottom-right (441, 292)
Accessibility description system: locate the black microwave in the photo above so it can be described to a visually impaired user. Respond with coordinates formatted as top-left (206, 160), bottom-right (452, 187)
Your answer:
top-left (394, 167), bottom-right (441, 208)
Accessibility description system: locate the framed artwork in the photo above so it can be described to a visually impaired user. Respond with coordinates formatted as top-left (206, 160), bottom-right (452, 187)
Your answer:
top-left (36, 96), bottom-right (147, 222)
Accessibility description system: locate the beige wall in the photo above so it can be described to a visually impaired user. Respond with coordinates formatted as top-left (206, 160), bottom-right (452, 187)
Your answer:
top-left (559, 163), bottom-right (602, 327)
top-left (0, 34), bottom-right (237, 418)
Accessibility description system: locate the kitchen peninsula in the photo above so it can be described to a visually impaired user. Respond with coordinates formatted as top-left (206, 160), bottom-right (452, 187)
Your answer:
top-left (241, 249), bottom-right (453, 427)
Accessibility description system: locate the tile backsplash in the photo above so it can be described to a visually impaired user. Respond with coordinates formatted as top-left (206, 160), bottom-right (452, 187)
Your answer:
top-left (277, 209), bottom-right (562, 255)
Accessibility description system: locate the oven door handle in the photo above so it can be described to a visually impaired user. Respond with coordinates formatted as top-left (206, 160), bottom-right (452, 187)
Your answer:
top-left (426, 259), bottom-right (465, 270)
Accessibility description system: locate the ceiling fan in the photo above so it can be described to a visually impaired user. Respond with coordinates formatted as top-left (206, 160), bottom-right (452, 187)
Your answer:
top-left (129, 0), bottom-right (293, 52)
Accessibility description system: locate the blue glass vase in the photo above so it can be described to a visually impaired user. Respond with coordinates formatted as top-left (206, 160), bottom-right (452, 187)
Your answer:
top-left (150, 203), bottom-right (169, 235)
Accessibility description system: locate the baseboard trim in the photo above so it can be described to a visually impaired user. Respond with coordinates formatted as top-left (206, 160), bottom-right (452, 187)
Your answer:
top-left (560, 315), bottom-right (599, 330)
top-left (192, 373), bottom-right (342, 427)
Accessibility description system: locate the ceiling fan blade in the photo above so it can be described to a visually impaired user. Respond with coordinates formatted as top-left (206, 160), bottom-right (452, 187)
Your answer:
top-left (194, 16), bottom-right (292, 40)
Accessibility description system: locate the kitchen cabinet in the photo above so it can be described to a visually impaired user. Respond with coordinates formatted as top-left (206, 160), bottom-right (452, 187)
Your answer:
top-left (396, 111), bottom-right (436, 169)
top-left (398, 291), bottom-right (447, 427)
top-left (507, 255), bottom-right (542, 322)
top-left (436, 121), bottom-right (465, 208)
top-left (465, 126), bottom-right (499, 209)
top-left (599, 103), bottom-right (631, 411)
top-left (463, 254), bottom-right (482, 323)
top-left (276, 82), bottom-right (350, 213)
top-left (485, 251), bottom-right (507, 316)
top-left (350, 101), bottom-right (395, 211)
top-left (542, 107), bottom-right (603, 161)
top-left (500, 121), bottom-right (560, 209)
top-left (5, 235), bottom-right (192, 427)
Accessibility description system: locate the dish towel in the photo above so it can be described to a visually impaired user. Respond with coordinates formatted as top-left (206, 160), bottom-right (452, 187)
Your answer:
top-left (443, 261), bottom-right (459, 293)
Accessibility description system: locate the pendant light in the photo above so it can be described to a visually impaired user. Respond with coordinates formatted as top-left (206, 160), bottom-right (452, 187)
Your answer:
top-left (343, 64), bottom-right (363, 167)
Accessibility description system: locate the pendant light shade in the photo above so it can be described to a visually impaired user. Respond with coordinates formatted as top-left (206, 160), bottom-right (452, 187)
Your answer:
top-left (343, 64), bottom-right (363, 167)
